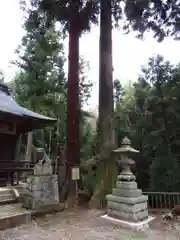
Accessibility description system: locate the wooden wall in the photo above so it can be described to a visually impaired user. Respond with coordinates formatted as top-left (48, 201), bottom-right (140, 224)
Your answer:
top-left (0, 133), bottom-right (18, 186)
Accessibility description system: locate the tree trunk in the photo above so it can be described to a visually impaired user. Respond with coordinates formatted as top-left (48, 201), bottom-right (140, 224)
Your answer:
top-left (90, 0), bottom-right (116, 208)
top-left (66, 0), bottom-right (81, 206)
top-left (98, 0), bottom-right (114, 147)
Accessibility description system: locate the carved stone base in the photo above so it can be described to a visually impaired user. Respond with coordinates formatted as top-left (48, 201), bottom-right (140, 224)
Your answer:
top-left (23, 175), bottom-right (59, 210)
top-left (106, 180), bottom-right (148, 223)
top-left (107, 138), bottom-right (150, 225)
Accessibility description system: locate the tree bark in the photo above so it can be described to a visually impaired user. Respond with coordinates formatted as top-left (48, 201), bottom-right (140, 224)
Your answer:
top-left (98, 0), bottom-right (114, 148)
top-left (90, 0), bottom-right (116, 208)
top-left (66, 0), bottom-right (81, 206)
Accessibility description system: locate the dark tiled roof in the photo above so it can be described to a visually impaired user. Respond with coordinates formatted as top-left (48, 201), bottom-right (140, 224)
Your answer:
top-left (0, 84), bottom-right (56, 132)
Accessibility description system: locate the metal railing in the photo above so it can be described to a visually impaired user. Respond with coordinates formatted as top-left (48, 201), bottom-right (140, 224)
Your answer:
top-left (143, 192), bottom-right (180, 210)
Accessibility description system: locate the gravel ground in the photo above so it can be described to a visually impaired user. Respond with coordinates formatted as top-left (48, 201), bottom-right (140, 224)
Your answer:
top-left (0, 208), bottom-right (180, 240)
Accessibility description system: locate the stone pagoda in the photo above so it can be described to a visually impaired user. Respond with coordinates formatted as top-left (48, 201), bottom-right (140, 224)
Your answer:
top-left (106, 137), bottom-right (149, 225)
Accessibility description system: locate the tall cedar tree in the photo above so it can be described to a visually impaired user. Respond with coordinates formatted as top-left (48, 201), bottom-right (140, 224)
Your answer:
top-left (99, 0), bottom-right (114, 147)
top-left (22, 0), bottom-right (98, 200)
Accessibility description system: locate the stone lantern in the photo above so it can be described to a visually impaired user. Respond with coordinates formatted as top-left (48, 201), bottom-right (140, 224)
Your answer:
top-left (104, 137), bottom-right (151, 229)
top-left (113, 137), bottom-right (138, 182)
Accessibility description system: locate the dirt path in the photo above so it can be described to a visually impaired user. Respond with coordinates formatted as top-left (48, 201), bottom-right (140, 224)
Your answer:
top-left (0, 208), bottom-right (179, 240)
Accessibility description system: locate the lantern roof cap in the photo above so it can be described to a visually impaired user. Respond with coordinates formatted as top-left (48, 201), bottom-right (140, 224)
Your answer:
top-left (113, 137), bottom-right (139, 153)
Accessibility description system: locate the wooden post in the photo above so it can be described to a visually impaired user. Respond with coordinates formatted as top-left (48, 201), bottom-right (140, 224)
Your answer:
top-left (72, 166), bottom-right (80, 207)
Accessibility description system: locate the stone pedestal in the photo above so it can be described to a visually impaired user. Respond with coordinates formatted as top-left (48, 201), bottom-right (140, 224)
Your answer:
top-left (104, 137), bottom-right (153, 230)
top-left (22, 149), bottom-right (60, 211)
top-left (23, 174), bottom-right (59, 210)
top-left (106, 178), bottom-right (148, 222)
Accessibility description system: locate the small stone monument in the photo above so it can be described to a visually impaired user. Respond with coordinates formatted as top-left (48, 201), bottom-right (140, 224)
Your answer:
top-left (22, 148), bottom-right (60, 212)
top-left (102, 137), bottom-right (154, 230)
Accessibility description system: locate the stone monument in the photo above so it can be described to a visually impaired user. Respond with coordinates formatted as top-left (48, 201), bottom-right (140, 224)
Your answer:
top-left (22, 148), bottom-right (60, 212)
top-left (102, 137), bottom-right (154, 230)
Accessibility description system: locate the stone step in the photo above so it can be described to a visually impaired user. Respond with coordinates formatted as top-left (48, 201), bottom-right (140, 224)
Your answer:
top-left (0, 203), bottom-right (31, 230)
top-left (0, 193), bottom-right (15, 202)
top-left (0, 188), bottom-right (17, 205)
top-left (0, 188), bottom-right (14, 196)
top-left (0, 202), bottom-right (65, 231)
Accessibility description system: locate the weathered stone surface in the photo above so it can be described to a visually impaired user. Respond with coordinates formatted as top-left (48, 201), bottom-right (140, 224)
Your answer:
top-left (107, 201), bottom-right (147, 213)
top-left (23, 174), bottom-right (59, 210)
top-left (116, 181), bottom-right (137, 190)
top-left (106, 139), bottom-right (149, 224)
top-left (33, 150), bottom-right (52, 176)
top-left (0, 203), bottom-right (31, 231)
top-left (112, 188), bottom-right (142, 198)
top-left (52, 175), bottom-right (59, 202)
top-left (0, 212), bottom-right (31, 231)
top-left (108, 209), bottom-right (148, 222)
top-left (106, 194), bottom-right (148, 205)
top-left (22, 150), bottom-right (59, 211)
top-left (0, 188), bottom-right (16, 203)
top-left (106, 179), bottom-right (148, 223)
top-left (31, 203), bottom-right (64, 216)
